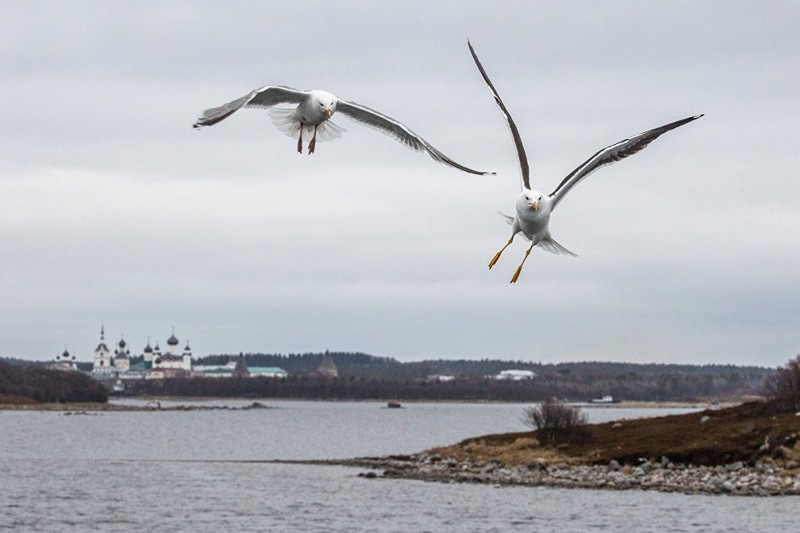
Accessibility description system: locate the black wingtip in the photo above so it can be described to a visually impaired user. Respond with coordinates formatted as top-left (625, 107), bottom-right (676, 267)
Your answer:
top-left (467, 40), bottom-right (478, 59)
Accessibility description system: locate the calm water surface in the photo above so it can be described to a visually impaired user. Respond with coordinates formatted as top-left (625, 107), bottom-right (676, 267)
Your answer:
top-left (1, 400), bottom-right (796, 532)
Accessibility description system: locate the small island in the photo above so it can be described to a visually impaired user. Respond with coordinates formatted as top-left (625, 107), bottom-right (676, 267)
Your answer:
top-left (336, 399), bottom-right (800, 496)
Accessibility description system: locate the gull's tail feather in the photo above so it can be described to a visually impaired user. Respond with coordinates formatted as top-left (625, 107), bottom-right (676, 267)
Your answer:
top-left (268, 108), bottom-right (346, 142)
top-left (538, 237), bottom-right (577, 257)
top-left (315, 120), bottom-right (346, 142)
top-left (269, 108), bottom-right (301, 138)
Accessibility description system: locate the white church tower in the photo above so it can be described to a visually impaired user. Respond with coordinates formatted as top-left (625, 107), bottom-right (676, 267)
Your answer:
top-left (92, 325), bottom-right (113, 374)
top-left (182, 340), bottom-right (193, 370)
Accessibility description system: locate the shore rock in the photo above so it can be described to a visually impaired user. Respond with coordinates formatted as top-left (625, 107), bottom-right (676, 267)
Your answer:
top-left (340, 453), bottom-right (800, 496)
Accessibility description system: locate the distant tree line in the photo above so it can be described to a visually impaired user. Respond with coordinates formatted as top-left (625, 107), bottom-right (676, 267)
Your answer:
top-left (200, 352), bottom-right (772, 382)
top-left (129, 363), bottom-right (771, 403)
top-left (0, 359), bottom-right (108, 403)
top-left (180, 352), bottom-right (773, 401)
top-left (0, 352), bottom-right (777, 404)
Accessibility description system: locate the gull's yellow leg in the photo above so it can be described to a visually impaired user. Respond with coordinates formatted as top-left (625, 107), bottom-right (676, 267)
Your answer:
top-left (489, 235), bottom-right (514, 269)
top-left (510, 242), bottom-right (535, 283)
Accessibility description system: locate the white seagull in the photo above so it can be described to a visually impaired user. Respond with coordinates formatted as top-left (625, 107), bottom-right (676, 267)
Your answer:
top-left (468, 41), bottom-right (703, 283)
top-left (194, 85), bottom-right (494, 176)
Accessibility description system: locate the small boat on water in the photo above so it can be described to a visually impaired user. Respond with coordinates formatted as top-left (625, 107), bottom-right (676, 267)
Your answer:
top-left (588, 395), bottom-right (620, 404)
top-left (386, 401), bottom-right (402, 408)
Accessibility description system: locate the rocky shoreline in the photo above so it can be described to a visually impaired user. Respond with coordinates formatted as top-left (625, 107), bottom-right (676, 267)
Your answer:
top-left (327, 453), bottom-right (800, 496)
top-left (0, 400), bottom-right (272, 412)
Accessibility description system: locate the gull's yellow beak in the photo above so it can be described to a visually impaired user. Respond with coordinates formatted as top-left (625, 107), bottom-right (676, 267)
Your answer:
top-left (324, 108), bottom-right (333, 119)
top-left (530, 200), bottom-right (539, 211)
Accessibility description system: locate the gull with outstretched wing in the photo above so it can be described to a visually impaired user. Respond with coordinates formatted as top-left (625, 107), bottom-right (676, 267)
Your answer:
top-left (194, 85), bottom-right (493, 176)
top-left (468, 41), bottom-right (702, 283)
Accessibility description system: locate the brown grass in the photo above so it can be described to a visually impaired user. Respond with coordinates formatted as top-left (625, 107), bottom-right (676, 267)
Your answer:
top-left (433, 401), bottom-right (800, 467)
top-left (0, 393), bottom-right (41, 405)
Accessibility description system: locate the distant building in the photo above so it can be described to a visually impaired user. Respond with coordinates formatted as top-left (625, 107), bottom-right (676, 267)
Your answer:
top-left (89, 325), bottom-right (192, 379)
top-left (151, 329), bottom-right (192, 373)
top-left (80, 325), bottom-right (293, 381)
top-left (142, 339), bottom-right (154, 369)
top-left (232, 353), bottom-right (250, 377)
top-left (317, 352), bottom-right (338, 378)
top-left (113, 337), bottom-right (131, 372)
top-left (494, 369), bottom-right (536, 381)
top-left (193, 354), bottom-right (286, 379)
top-left (248, 367), bottom-right (288, 378)
top-left (50, 349), bottom-right (79, 371)
top-left (192, 364), bottom-right (236, 378)
top-left (92, 326), bottom-right (113, 375)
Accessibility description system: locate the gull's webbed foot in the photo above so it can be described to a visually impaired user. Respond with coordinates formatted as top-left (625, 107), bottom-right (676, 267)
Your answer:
top-left (510, 244), bottom-right (535, 284)
top-left (488, 251), bottom-right (503, 270)
top-left (488, 236), bottom-right (515, 269)
top-left (510, 265), bottom-right (523, 283)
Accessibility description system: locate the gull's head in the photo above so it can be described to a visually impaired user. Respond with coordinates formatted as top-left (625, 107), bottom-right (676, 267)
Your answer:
top-left (315, 91), bottom-right (337, 119)
top-left (517, 189), bottom-right (544, 212)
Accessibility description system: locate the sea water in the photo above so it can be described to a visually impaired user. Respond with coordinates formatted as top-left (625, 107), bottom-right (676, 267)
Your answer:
top-left (1, 401), bottom-right (796, 532)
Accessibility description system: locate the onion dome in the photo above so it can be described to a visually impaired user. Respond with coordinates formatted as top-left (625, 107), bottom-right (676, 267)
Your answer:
top-left (62, 349), bottom-right (70, 358)
top-left (167, 334), bottom-right (179, 346)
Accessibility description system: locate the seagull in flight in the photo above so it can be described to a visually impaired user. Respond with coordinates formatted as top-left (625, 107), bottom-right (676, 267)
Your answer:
top-left (468, 41), bottom-right (702, 283)
top-left (194, 85), bottom-right (493, 176)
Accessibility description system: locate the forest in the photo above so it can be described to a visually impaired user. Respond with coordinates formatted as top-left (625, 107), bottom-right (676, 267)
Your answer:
top-left (0, 352), bottom-right (776, 403)
top-left (128, 351), bottom-right (773, 402)
top-left (0, 359), bottom-right (108, 403)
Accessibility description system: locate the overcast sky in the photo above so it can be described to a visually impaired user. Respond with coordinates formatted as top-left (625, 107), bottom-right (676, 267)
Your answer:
top-left (3, 1), bottom-right (799, 367)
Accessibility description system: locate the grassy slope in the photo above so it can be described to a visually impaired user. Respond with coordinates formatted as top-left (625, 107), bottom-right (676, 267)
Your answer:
top-left (434, 402), bottom-right (800, 467)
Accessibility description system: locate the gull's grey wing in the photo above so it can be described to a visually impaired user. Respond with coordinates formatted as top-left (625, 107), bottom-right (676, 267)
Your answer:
top-left (335, 100), bottom-right (494, 176)
top-left (468, 41), bottom-right (530, 189)
top-left (193, 86), bottom-right (308, 128)
top-left (548, 114), bottom-right (703, 211)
